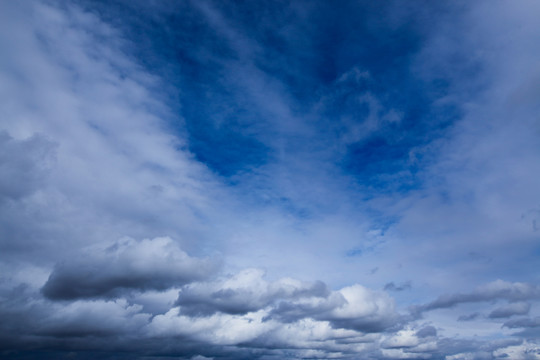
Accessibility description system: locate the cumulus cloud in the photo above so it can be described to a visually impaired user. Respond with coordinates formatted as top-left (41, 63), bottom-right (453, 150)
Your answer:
top-left (176, 268), bottom-right (330, 315)
top-left (492, 340), bottom-right (540, 360)
top-left (321, 285), bottom-right (401, 333)
top-left (150, 292), bottom-right (401, 358)
top-left (42, 237), bottom-right (218, 300)
top-left (176, 268), bottom-right (401, 333)
top-left (36, 298), bottom-right (150, 338)
top-left (3, 265), bottom-right (405, 359)
top-left (270, 283), bottom-right (402, 333)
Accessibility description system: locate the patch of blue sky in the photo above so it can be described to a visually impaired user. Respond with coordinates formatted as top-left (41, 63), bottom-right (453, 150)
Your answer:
top-left (186, 123), bottom-right (271, 178)
top-left (77, 0), bottom-right (467, 189)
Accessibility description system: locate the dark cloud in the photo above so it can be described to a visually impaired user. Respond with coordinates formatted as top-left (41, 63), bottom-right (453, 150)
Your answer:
top-left (489, 302), bottom-right (530, 319)
top-left (384, 281), bottom-right (412, 292)
top-left (416, 325), bottom-right (437, 338)
top-left (432, 337), bottom-right (524, 360)
top-left (266, 292), bottom-right (346, 323)
top-left (42, 237), bottom-right (218, 300)
top-left (458, 312), bottom-right (482, 322)
top-left (503, 317), bottom-right (540, 329)
top-left (415, 280), bottom-right (540, 314)
top-left (33, 299), bottom-right (151, 339)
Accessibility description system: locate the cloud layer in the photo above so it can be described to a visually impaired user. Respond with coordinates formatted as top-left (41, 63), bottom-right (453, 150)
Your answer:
top-left (1, 0), bottom-right (540, 359)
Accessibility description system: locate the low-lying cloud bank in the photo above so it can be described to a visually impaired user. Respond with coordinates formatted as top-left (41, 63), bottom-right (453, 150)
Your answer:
top-left (0, 238), bottom-right (538, 359)
top-left (1, 238), bottom-right (401, 359)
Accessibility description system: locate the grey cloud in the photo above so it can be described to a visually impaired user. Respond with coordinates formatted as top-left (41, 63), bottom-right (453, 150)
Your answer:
top-left (327, 316), bottom-right (401, 334)
top-left (416, 280), bottom-right (540, 313)
top-left (458, 312), bottom-right (482, 322)
top-left (0, 131), bottom-right (56, 200)
top-left (384, 281), bottom-right (412, 292)
top-left (316, 284), bottom-right (405, 332)
top-left (266, 292), bottom-right (347, 323)
top-left (42, 237), bottom-right (218, 300)
top-left (34, 299), bottom-right (151, 339)
top-left (489, 302), bottom-right (530, 319)
top-left (176, 269), bottom-right (402, 333)
top-left (0, 283), bottom-right (150, 354)
top-left (176, 268), bottom-right (331, 316)
top-left (379, 327), bottom-right (439, 359)
top-left (416, 325), bottom-right (437, 338)
top-left (503, 317), bottom-right (540, 329)
top-left (432, 337), bottom-right (524, 360)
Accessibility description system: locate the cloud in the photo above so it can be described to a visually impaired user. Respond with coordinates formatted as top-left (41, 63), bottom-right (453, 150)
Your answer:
top-left (457, 313), bottom-right (482, 322)
top-left (503, 317), bottom-right (540, 329)
top-left (416, 280), bottom-right (540, 313)
top-left (0, 131), bottom-right (56, 200)
top-left (176, 268), bottom-right (401, 333)
top-left (489, 302), bottom-right (530, 319)
top-left (148, 308), bottom-right (376, 358)
top-left (272, 283), bottom-right (402, 333)
top-left (42, 237), bottom-right (218, 300)
top-left (36, 298), bottom-right (150, 338)
top-left (0, 0), bottom-right (228, 269)
top-left (176, 268), bottom-right (329, 316)
top-left (3, 265), bottom-right (404, 359)
top-left (384, 281), bottom-right (412, 292)
top-left (320, 284), bottom-right (402, 333)
top-left (492, 340), bottom-right (540, 360)
top-left (1, 0), bottom-right (540, 359)
top-left (416, 326), bottom-right (437, 338)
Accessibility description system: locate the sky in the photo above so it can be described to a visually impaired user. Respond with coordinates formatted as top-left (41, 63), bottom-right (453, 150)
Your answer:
top-left (1, 0), bottom-right (540, 359)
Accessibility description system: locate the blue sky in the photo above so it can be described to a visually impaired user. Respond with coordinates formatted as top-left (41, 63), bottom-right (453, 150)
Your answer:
top-left (1, 1), bottom-right (540, 359)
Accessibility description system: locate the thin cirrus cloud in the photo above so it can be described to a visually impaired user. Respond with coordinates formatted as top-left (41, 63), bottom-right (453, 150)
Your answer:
top-left (1, 0), bottom-right (540, 359)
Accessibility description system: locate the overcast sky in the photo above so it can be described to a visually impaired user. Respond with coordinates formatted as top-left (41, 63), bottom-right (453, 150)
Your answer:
top-left (1, 0), bottom-right (540, 359)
